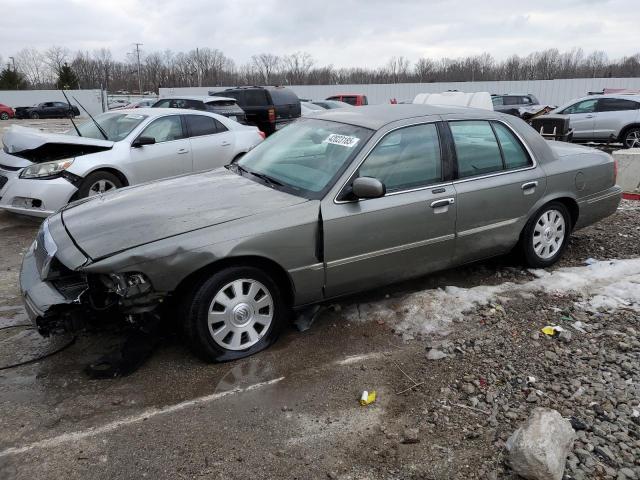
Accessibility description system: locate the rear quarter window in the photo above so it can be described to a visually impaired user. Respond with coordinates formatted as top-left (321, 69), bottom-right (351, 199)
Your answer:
top-left (244, 90), bottom-right (270, 106)
top-left (268, 88), bottom-right (299, 106)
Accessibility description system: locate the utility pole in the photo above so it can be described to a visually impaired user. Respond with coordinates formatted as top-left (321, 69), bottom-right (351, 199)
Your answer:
top-left (9, 56), bottom-right (15, 71)
top-left (134, 43), bottom-right (143, 94)
top-left (196, 47), bottom-right (202, 87)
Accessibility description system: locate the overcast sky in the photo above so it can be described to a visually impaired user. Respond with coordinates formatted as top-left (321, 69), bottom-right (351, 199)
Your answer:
top-left (1, 0), bottom-right (637, 68)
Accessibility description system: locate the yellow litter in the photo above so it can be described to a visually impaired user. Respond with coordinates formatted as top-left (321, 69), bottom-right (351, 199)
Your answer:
top-left (541, 325), bottom-right (565, 336)
top-left (360, 390), bottom-right (377, 406)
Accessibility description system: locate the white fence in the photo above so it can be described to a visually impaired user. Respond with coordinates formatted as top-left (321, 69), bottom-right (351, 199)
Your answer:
top-left (160, 77), bottom-right (640, 107)
top-left (0, 89), bottom-right (105, 117)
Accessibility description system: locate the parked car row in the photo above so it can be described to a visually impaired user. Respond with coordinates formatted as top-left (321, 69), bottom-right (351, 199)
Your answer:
top-left (7, 103), bottom-right (620, 363)
top-left (0, 101), bottom-right (80, 120)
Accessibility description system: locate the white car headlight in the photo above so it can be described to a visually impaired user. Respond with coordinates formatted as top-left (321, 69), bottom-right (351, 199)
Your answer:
top-left (20, 159), bottom-right (74, 179)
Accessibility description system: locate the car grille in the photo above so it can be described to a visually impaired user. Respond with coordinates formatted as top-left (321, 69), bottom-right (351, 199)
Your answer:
top-left (0, 175), bottom-right (7, 190)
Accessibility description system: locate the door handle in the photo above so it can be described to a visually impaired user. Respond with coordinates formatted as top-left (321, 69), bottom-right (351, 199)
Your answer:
top-left (221, 141), bottom-right (231, 147)
top-left (521, 181), bottom-right (538, 191)
top-left (585, 114), bottom-right (594, 118)
top-left (177, 148), bottom-right (189, 154)
top-left (430, 198), bottom-right (455, 209)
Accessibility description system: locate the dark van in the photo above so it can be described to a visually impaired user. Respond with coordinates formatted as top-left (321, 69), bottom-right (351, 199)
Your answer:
top-left (210, 86), bottom-right (301, 136)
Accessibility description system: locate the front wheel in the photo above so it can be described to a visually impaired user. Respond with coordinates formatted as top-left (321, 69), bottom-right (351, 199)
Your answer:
top-left (622, 127), bottom-right (640, 149)
top-left (183, 266), bottom-right (286, 362)
top-left (521, 202), bottom-right (571, 268)
top-left (0, 112), bottom-right (9, 120)
top-left (29, 112), bottom-right (39, 119)
top-left (77, 171), bottom-right (123, 198)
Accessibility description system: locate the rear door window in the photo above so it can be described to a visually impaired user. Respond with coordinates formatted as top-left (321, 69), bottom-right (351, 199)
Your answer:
top-left (503, 96), bottom-right (520, 106)
top-left (597, 98), bottom-right (640, 112)
top-left (450, 121), bottom-right (503, 178)
top-left (492, 122), bottom-right (532, 170)
top-left (359, 123), bottom-right (442, 192)
top-left (492, 96), bottom-right (504, 106)
top-left (185, 115), bottom-right (217, 137)
top-left (342, 96), bottom-right (358, 106)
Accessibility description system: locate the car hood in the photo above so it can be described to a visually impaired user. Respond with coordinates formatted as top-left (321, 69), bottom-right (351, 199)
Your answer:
top-left (61, 168), bottom-right (310, 260)
top-left (2, 125), bottom-right (113, 161)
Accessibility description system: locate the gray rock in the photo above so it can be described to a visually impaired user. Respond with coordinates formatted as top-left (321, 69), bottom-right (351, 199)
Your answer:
top-left (506, 408), bottom-right (576, 480)
top-left (401, 427), bottom-right (420, 444)
top-left (426, 348), bottom-right (448, 360)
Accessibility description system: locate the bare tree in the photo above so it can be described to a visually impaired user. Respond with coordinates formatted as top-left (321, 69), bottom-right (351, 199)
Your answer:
top-left (15, 48), bottom-right (47, 87)
top-left (282, 51), bottom-right (314, 84)
top-left (251, 53), bottom-right (281, 84)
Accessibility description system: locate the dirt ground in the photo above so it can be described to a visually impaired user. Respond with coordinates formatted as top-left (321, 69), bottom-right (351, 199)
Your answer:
top-left (0, 122), bottom-right (638, 479)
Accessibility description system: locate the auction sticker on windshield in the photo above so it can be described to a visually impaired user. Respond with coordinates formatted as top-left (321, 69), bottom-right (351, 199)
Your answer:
top-left (325, 134), bottom-right (360, 148)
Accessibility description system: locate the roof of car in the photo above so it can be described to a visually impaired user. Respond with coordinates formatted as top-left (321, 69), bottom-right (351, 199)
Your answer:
top-left (110, 107), bottom-right (225, 118)
top-left (579, 94), bottom-right (640, 101)
top-left (310, 104), bottom-right (501, 129)
top-left (156, 95), bottom-right (236, 102)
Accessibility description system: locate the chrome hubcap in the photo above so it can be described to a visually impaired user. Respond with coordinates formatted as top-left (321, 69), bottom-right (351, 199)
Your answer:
top-left (533, 209), bottom-right (565, 259)
top-left (625, 130), bottom-right (640, 148)
top-left (207, 279), bottom-right (273, 351)
top-left (88, 179), bottom-right (117, 196)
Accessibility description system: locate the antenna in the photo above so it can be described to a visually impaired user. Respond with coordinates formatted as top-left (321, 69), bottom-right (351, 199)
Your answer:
top-left (72, 96), bottom-right (109, 141)
top-left (60, 89), bottom-right (82, 137)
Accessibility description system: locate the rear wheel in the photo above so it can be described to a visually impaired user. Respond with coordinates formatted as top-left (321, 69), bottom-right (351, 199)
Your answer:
top-left (183, 266), bottom-right (286, 362)
top-left (77, 171), bottom-right (123, 198)
top-left (521, 201), bottom-right (571, 268)
top-left (29, 112), bottom-right (39, 119)
top-left (622, 127), bottom-right (640, 149)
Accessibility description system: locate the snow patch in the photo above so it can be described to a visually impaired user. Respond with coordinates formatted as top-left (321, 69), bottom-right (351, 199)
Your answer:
top-left (341, 259), bottom-right (640, 337)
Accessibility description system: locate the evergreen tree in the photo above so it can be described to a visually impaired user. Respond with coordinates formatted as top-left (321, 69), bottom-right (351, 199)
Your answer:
top-left (56, 63), bottom-right (78, 89)
top-left (0, 68), bottom-right (27, 89)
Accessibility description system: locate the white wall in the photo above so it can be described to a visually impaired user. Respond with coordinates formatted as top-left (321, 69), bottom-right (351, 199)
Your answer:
top-left (160, 77), bottom-right (640, 107)
top-left (0, 89), bottom-right (105, 117)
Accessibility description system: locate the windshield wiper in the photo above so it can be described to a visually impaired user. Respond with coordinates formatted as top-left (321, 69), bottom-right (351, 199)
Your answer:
top-left (227, 163), bottom-right (283, 187)
top-left (246, 170), bottom-right (283, 187)
top-left (72, 95), bottom-right (109, 141)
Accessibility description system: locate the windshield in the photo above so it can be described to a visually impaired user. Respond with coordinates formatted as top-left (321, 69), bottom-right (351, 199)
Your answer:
top-left (236, 118), bottom-right (373, 198)
top-left (73, 112), bottom-right (148, 141)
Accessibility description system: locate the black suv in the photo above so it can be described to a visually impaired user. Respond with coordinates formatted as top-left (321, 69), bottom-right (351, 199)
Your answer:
top-left (491, 94), bottom-right (540, 116)
top-left (152, 96), bottom-right (246, 123)
top-left (210, 86), bottom-right (301, 135)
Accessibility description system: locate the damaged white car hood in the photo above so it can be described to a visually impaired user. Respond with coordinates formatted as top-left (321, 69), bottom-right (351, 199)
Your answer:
top-left (3, 125), bottom-right (113, 154)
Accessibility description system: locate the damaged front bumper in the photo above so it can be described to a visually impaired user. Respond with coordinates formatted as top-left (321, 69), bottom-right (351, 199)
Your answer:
top-left (19, 215), bottom-right (166, 335)
top-left (20, 244), bottom-right (86, 334)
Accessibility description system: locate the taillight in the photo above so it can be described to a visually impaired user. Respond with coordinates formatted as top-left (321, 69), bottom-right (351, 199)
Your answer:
top-left (258, 130), bottom-right (266, 140)
top-left (268, 108), bottom-right (276, 123)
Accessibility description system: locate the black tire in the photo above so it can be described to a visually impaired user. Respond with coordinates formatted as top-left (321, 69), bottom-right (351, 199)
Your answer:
top-left (0, 112), bottom-right (9, 120)
top-left (76, 171), bottom-right (123, 198)
top-left (183, 266), bottom-right (286, 362)
top-left (521, 201), bottom-right (572, 268)
top-left (231, 153), bottom-right (245, 164)
top-left (621, 127), bottom-right (640, 149)
top-left (29, 112), bottom-right (39, 119)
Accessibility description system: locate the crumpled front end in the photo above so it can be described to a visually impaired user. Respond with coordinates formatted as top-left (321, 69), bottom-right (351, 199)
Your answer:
top-left (19, 215), bottom-right (165, 336)
top-left (20, 218), bottom-right (89, 334)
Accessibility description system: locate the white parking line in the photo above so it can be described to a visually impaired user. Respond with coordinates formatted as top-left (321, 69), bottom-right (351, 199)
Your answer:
top-left (335, 352), bottom-right (386, 365)
top-left (0, 376), bottom-right (285, 458)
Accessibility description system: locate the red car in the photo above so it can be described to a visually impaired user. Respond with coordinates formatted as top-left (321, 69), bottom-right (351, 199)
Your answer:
top-left (0, 103), bottom-right (15, 120)
top-left (325, 94), bottom-right (368, 106)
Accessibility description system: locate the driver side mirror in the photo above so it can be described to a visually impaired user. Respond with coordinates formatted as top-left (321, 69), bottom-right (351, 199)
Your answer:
top-left (351, 177), bottom-right (386, 199)
top-left (132, 136), bottom-right (156, 148)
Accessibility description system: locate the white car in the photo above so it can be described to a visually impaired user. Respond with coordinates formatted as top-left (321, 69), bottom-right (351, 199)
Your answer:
top-left (0, 108), bottom-right (264, 218)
